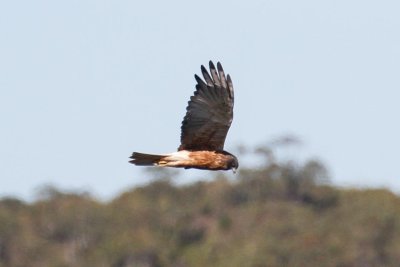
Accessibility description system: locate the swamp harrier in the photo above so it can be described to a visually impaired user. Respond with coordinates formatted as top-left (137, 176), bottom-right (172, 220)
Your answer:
top-left (129, 61), bottom-right (238, 172)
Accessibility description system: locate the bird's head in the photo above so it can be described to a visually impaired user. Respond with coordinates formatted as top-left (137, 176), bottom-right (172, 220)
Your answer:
top-left (228, 154), bottom-right (239, 174)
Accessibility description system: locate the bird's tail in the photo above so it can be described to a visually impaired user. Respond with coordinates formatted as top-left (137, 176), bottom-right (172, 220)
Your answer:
top-left (129, 152), bottom-right (168, 166)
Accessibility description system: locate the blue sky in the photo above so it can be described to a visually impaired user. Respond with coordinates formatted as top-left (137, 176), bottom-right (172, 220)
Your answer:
top-left (1, 0), bottom-right (399, 200)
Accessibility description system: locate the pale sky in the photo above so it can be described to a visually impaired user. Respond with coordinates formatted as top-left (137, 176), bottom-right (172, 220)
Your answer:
top-left (1, 0), bottom-right (399, 200)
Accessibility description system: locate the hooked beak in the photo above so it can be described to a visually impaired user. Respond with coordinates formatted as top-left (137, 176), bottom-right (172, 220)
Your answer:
top-left (232, 167), bottom-right (237, 174)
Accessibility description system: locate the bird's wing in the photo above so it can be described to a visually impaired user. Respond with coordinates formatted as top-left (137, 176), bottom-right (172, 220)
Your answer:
top-left (179, 61), bottom-right (234, 151)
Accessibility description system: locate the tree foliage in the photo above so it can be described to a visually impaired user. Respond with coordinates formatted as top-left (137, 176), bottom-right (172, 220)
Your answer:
top-left (1, 145), bottom-right (400, 266)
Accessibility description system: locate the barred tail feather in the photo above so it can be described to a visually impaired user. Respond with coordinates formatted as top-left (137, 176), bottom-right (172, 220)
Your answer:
top-left (129, 152), bottom-right (167, 166)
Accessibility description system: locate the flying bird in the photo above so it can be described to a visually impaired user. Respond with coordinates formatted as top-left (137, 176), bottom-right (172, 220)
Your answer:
top-left (129, 61), bottom-right (238, 172)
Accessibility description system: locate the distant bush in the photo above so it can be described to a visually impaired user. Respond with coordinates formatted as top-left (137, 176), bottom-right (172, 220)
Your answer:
top-left (1, 144), bottom-right (399, 266)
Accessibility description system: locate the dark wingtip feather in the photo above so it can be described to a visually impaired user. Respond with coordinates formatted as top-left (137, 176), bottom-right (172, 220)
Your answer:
top-left (209, 61), bottom-right (221, 86)
top-left (200, 65), bottom-right (207, 73)
top-left (201, 64), bottom-right (213, 85)
top-left (209, 60), bottom-right (216, 70)
top-left (226, 74), bottom-right (234, 99)
top-left (194, 74), bottom-right (206, 86)
top-left (217, 62), bottom-right (223, 71)
top-left (217, 62), bottom-right (227, 87)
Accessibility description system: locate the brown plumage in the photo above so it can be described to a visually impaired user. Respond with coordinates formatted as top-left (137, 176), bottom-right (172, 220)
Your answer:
top-left (129, 61), bottom-right (238, 172)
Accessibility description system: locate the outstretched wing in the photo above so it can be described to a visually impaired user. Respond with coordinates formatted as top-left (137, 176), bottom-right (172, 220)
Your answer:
top-left (179, 61), bottom-right (234, 151)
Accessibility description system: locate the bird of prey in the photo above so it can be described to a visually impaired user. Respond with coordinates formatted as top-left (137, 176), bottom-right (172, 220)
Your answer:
top-left (129, 61), bottom-right (238, 172)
